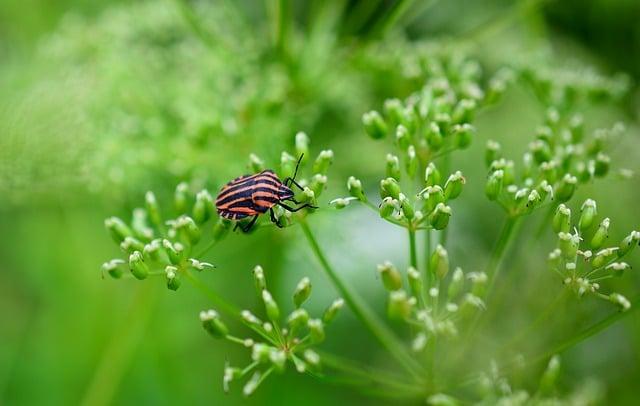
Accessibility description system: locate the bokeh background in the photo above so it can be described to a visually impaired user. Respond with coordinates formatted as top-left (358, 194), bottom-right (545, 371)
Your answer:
top-left (1, 0), bottom-right (639, 404)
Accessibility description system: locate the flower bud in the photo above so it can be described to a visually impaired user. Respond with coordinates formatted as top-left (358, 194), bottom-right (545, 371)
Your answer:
top-left (105, 217), bottom-right (132, 244)
top-left (452, 99), bottom-right (476, 124)
top-left (145, 191), bottom-right (163, 229)
top-left (308, 319), bottom-right (325, 343)
top-left (262, 290), bottom-right (280, 322)
top-left (555, 174), bottom-right (577, 203)
top-left (293, 277), bottom-right (312, 308)
top-left (424, 163), bottom-right (441, 186)
top-left (309, 174), bottom-right (327, 197)
top-left (569, 115), bottom-right (584, 142)
top-left (162, 239), bottom-right (184, 265)
top-left (395, 125), bottom-right (411, 150)
top-left (590, 218), bottom-right (610, 250)
top-left (548, 248), bottom-right (562, 270)
top-left (467, 272), bottom-right (488, 297)
top-left (304, 349), bottom-right (321, 369)
top-left (174, 182), bottom-right (189, 213)
top-left (592, 247), bottom-right (617, 268)
top-left (536, 125), bottom-right (554, 144)
top-left (447, 267), bottom-right (465, 300)
top-left (102, 259), bottom-right (125, 279)
top-left (387, 290), bottom-right (412, 320)
top-left (384, 99), bottom-right (404, 126)
top-left (241, 310), bottom-right (262, 326)
top-left (131, 208), bottom-right (153, 241)
top-left (578, 199), bottom-right (597, 233)
top-left (540, 161), bottom-right (558, 184)
top-left (452, 123), bottom-right (474, 149)
top-left (120, 236), bottom-right (145, 255)
top-left (212, 218), bottom-right (231, 240)
top-left (330, 198), bottom-right (353, 209)
top-left (129, 251), bottom-right (149, 280)
top-left (249, 153), bottom-right (265, 172)
top-left (618, 231), bottom-right (640, 257)
top-left (193, 190), bottom-right (214, 224)
top-left (165, 265), bottom-right (181, 291)
top-left (386, 154), bottom-right (401, 180)
top-left (485, 140), bottom-right (502, 167)
top-left (174, 216), bottom-right (201, 245)
top-left (530, 140), bottom-right (552, 164)
top-left (406, 146), bottom-right (418, 177)
top-left (444, 171), bottom-right (465, 200)
top-left (420, 185), bottom-right (445, 213)
top-left (281, 152), bottom-right (297, 179)
top-left (407, 267), bottom-right (422, 299)
top-left (287, 309), bottom-right (309, 336)
top-left (378, 261), bottom-right (402, 291)
top-left (536, 180), bottom-right (554, 202)
top-left (188, 258), bottom-right (214, 272)
top-left (485, 170), bottom-right (504, 201)
top-left (313, 150), bottom-right (334, 175)
top-left (399, 194), bottom-right (415, 220)
top-left (607, 262), bottom-right (631, 277)
top-left (269, 349), bottom-right (287, 373)
top-left (347, 176), bottom-right (366, 201)
top-left (430, 245), bottom-right (449, 279)
top-left (552, 204), bottom-right (572, 234)
top-left (323, 298), bottom-right (344, 324)
top-left (363, 111), bottom-right (388, 139)
top-left (609, 293), bottom-right (631, 311)
top-left (295, 131), bottom-right (310, 158)
top-left (558, 232), bottom-right (579, 260)
top-left (298, 187), bottom-right (316, 205)
top-left (426, 122), bottom-right (443, 150)
top-left (594, 153), bottom-right (610, 177)
top-left (379, 197), bottom-right (396, 218)
top-left (380, 177), bottom-right (401, 199)
top-left (429, 203), bottom-right (452, 230)
top-left (200, 309), bottom-right (228, 338)
top-left (251, 343), bottom-right (271, 363)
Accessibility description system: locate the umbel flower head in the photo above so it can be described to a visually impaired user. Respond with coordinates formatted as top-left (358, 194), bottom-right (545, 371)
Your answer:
top-left (548, 199), bottom-right (638, 311)
top-left (201, 265), bottom-right (343, 396)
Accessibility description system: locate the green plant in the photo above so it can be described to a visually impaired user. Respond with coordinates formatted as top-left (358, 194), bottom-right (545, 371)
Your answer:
top-left (100, 43), bottom-right (638, 403)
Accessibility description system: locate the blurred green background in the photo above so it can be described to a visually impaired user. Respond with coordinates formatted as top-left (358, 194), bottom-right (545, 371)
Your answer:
top-left (1, 0), bottom-right (639, 404)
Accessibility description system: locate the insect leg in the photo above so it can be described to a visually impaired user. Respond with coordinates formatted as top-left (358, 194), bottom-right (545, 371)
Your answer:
top-left (269, 208), bottom-right (284, 228)
top-left (277, 202), bottom-right (318, 212)
top-left (241, 215), bottom-right (259, 233)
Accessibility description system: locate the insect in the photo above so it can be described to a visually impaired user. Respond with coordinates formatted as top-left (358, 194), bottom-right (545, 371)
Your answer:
top-left (215, 155), bottom-right (317, 232)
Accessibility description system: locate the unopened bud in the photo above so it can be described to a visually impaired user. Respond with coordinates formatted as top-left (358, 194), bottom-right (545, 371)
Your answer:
top-left (609, 293), bottom-right (631, 311)
top-left (363, 111), bottom-right (388, 139)
top-left (281, 152), bottom-right (297, 179)
top-left (553, 204), bottom-right (572, 233)
top-left (388, 290), bottom-right (412, 320)
top-left (347, 176), bottom-right (366, 201)
top-left (452, 99), bottom-right (476, 124)
top-left (309, 174), bottom-right (327, 197)
top-left (380, 177), bottom-right (401, 199)
top-left (379, 197), bottom-right (396, 218)
top-left (594, 153), bottom-right (610, 177)
top-left (430, 245), bottom-right (449, 279)
top-left (444, 171), bottom-right (465, 200)
top-left (467, 272), bottom-right (488, 297)
top-left (556, 174), bottom-right (577, 203)
top-left (162, 239), bottom-right (184, 265)
top-left (378, 261), bottom-right (402, 291)
top-left (406, 146), bottom-right (418, 177)
top-left (485, 140), bottom-right (502, 167)
top-left (200, 309), bottom-right (228, 338)
top-left (592, 247), bottom-right (617, 268)
top-left (293, 277), bottom-right (312, 308)
top-left (407, 267), bottom-right (422, 299)
top-left (578, 199), bottom-right (597, 232)
top-left (429, 203), bottom-right (452, 230)
top-left (262, 290), bottom-right (280, 322)
top-left (308, 319), bottom-right (325, 343)
top-left (249, 153), bottom-right (265, 172)
top-left (558, 232), bottom-right (580, 260)
top-left (590, 218), bottom-right (610, 250)
top-left (128, 251), bottom-right (148, 280)
top-left (145, 191), bottom-right (163, 228)
top-left (424, 163), bottom-right (441, 186)
top-left (485, 170), bottom-right (504, 201)
top-left (313, 150), bottom-right (334, 175)
top-left (105, 217), bottom-right (132, 244)
top-left (426, 122), bottom-right (444, 150)
top-left (399, 194), bottom-right (415, 220)
top-left (322, 298), bottom-right (344, 324)
top-left (295, 132), bottom-right (310, 158)
top-left (287, 308), bottom-right (309, 331)
top-left (386, 154), bottom-right (401, 180)
top-left (102, 259), bottom-right (125, 279)
top-left (447, 267), bottom-right (465, 300)
top-left (396, 125), bottom-right (411, 150)
top-left (452, 123), bottom-right (475, 149)
top-left (618, 231), bottom-right (640, 257)
top-left (165, 265), bottom-right (181, 291)
top-left (174, 182), bottom-right (189, 213)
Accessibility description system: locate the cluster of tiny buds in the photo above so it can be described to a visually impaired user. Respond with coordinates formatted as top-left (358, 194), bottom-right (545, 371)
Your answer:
top-left (484, 113), bottom-right (625, 216)
top-left (332, 162), bottom-right (464, 232)
top-left (202, 265), bottom-right (343, 396)
top-left (103, 185), bottom-right (227, 287)
top-left (548, 198), bottom-right (638, 311)
top-left (376, 258), bottom-right (487, 348)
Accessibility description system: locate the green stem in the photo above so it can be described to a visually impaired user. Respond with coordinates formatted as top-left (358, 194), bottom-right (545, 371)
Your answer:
top-left (484, 215), bottom-right (522, 298)
top-left (318, 351), bottom-right (426, 395)
top-left (371, 0), bottom-right (416, 38)
top-left (424, 230), bottom-right (432, 297)
top-left (183, 269), bottom-right (240, 317)
top-left (299, 220), bottom-right (425, 380)
top-left (409, 228), bottom-right (418, 269)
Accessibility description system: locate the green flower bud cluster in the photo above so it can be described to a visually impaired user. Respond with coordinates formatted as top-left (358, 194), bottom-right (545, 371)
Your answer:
top-left (102, 185), bottom-right (226, 288)
top-left (484, 118), bottom-right (626, 217)
top-left (548, 199), bottom-right (638, 311)
top-left (377, 259), bottom-right (487, 346)
top-left (214, 265), bottom-right (343, 396)
top-left (516, 60), bottom-right (630, 110)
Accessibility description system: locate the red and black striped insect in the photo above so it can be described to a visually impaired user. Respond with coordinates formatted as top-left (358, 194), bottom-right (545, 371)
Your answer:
top-left (215, 155), bottom-right (317, 232)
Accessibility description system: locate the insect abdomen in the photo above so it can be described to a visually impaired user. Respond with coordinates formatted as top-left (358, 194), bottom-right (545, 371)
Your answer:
top-left (216, 171), bottom-right (283, 220)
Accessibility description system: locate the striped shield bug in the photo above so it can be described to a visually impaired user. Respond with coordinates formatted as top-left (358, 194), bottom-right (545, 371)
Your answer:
top-left (215, 155), bottom-right (317, 232)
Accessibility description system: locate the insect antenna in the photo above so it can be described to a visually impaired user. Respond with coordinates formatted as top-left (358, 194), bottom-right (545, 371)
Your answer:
top-left (284, 154), bottom-right (305, 191)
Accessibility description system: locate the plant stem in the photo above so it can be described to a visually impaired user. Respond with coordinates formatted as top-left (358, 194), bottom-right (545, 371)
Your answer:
top-left (409, 228), bottom-right (418, 269)
top-left (299, 220), bottom-right (425, 380)
top-left (371, 0), bottom-right (416, 38)
top-left (183, 269), bottom-right (240, 317)
top-left (484, 215), bottom-right (522, 297)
